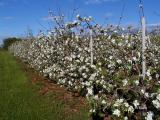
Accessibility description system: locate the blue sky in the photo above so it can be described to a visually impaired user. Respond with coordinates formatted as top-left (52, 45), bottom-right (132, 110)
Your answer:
top-left (0, 0), bottom-right (160, 43)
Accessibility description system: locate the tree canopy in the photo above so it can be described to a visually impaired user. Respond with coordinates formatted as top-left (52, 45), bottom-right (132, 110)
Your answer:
top-left (2, 37), bottom-right (22, 50)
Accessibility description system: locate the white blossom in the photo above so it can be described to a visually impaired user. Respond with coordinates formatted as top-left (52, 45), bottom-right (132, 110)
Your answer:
top-left (134, 80), bottom-right (139, 85)
top-left (124, 102), bottom-right (129, 108)
top-left (156, 94), bottom-right (160, 101)
top-left (113, 109), bottom-right (121, 117)
top-left (133, 100), bottom-right (140, 108)
top-left (102, 100), bottom-right (107, 104)
top-left (141, 89), bottom-right (145, 94)
top-left (117, 59), bottom-right (122, 64)
top-left (87, 87), bottom-right (93, 95)
top-left (152, 99), bottom-right (160, 109)
top-left (89, 109), bottom-right (96, 113)
top-left (114, 99), bottom-right (124, 107)
top-left (128, 106), bottom-right (134, 113)
top-left (122, 79), bottom-right (128, 86)
top-left (156, 74), bottom-right (159, 79)
top-left (145, 111), bottom-right (154, 120)
top-left (124, 116), bottom-right (128, 120)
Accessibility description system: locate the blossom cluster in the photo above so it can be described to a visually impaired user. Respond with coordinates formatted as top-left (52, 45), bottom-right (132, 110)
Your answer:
top-left (9, 15), bottom-right (160, 120)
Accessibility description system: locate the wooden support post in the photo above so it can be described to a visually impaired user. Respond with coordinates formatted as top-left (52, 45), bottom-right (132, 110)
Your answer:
top-left (141, 17), bottom-right (146, 80)
top-left (90, 30), bottom-right (93, 65)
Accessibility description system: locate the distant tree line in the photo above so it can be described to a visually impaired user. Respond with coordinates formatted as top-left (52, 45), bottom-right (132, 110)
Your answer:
top-left (1, 37), bottom-right (22, 50)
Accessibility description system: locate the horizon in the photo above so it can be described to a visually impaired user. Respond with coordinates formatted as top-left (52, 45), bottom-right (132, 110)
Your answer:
top-left (0, 0), bottom-right (160, 43)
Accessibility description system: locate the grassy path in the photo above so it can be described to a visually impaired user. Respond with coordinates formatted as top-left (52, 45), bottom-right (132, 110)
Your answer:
top-left (0, 51), bottom-right (88, 120)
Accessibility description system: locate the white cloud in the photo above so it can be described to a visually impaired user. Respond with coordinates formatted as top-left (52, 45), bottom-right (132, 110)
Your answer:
top-left (42, 16), bottom-right (54, 21)
top-left (147, 23), bottom-right (160, 27)
top-left (104, 12), bottom-right (113, 17)
top-left (85, 0), bottom-right (119, 4)
top-left (2, 17), bottom-right (14, 20)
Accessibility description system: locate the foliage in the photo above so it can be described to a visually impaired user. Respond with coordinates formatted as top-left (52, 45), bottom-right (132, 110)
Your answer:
top-left (2, 37), bottom-right (22, 50)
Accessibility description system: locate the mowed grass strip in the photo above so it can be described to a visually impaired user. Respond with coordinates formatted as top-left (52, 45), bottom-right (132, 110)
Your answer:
top-left (0, 51), bottom-right (88, 120)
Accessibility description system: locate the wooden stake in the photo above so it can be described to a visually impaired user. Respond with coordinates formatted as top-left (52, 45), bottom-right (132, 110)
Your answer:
top-left (142, 17), bottom-right (146, 80)
top-left (90, 30), bottom-right (93, 65)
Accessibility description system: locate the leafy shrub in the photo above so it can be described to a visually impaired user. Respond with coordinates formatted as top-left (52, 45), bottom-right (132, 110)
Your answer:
top-left (2, 37), bottom-right (22, 50)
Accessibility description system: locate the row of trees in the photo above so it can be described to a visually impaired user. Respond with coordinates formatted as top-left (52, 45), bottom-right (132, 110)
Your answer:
top-left (0, 37), bottom-right (22, 50)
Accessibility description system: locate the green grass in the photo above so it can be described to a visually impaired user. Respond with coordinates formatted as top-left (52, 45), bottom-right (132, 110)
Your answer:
top-left (0, 51), bottom-right (89, 120)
